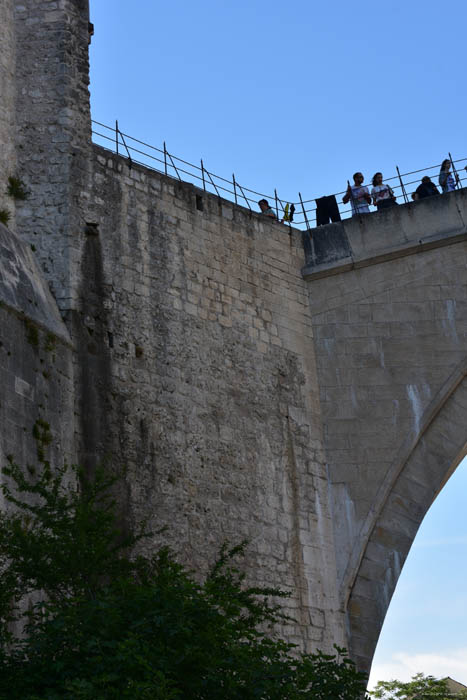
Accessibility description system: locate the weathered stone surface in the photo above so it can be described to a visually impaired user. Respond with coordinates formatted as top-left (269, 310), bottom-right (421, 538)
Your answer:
top-left (3, 0), bottom-right (467, 684)
top-left (14, 0), bottom-right (92, 307)
top-left (72, 155), bottom-right (344, 652)
top-left (0, 0), bottom-right (346, 659)
top-left (0, 223), bottom-right (70, 342)
top-left (306, 202), bottom-right (467, 673)
top-left (0, 222), bottom-right (74, 470)
top-left (0, 0), bottom-right (16, 228)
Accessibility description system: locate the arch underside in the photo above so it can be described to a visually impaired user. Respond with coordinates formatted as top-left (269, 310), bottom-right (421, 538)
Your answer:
top-left (347, 361), bottom-right (467, 673)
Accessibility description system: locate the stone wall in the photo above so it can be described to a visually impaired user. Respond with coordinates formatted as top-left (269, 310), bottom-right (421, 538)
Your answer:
top-left (14, 0), bottom-right (92, 308)
top-left (2, 0), bottom-right (347, 655)
top-left (0, 0), bottom-right (16, 226)
top-left (0, 221), bottom-right (74, 483)
top-left (6, 0), bottom-right (467, 679)
top-left (70, 147), bottom-right (345, 652)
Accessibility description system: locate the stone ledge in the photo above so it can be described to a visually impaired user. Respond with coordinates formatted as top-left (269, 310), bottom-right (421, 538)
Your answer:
top-left (302, 229), bottom-right (467, 280)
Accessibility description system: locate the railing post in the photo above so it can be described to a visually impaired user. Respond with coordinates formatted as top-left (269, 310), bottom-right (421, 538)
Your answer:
top-left (118, 130), bottom-right (132, 169)
top-left (201, 159), bottom-right (206, 191)
top-left (236, 182), bottom-right (252, 210)
top-left (276, 193), bottom-right (287, 222)
top-left (233, 173), bottom-right (238, 205)
top-left (167, 151), bottom-right (182, 181)
top-left (274, 189), bottom-right (279, 220)
top-left (449, 152), bottom-right (461, 189)
top-left (347, 179), bottom-right (356, 214)
top-left (396, 166), bottom-right (408, 203)
top-left (299, 192), bottom-right (310, 230)
top-left (115, 119), bottom-right (119, 156)
top-left (299, 192), bottom-right (312, 263)
top-left (164, 142), bottom-right (168, 176)
top-left (205, 166), bottom-right (220, 198)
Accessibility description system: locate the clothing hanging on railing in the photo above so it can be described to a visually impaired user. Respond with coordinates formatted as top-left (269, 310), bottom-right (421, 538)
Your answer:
top-left (315, 195), bottom-right (341, 226)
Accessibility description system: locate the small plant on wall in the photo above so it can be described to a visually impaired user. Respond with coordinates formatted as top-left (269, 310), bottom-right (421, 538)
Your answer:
top-left (7, 175), bottom-right (29, 201)
top-left (0, 209), bottom-right (11, 225)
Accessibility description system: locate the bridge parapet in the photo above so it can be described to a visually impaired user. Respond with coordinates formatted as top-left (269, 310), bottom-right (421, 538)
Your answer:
top-left (302, 189), bottom-right (467, 280)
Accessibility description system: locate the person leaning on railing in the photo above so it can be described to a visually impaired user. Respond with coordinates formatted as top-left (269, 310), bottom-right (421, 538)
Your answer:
top-left (411, 176), bottom-right (439, 201)
top-left (258, 199), bottom-right (277, 219)
top-left (371, 172), bottom-right (397, 210)
top-left (439, 159), bottom-right (459, 193)
top-left (342, 172), bottom-right (371, 216)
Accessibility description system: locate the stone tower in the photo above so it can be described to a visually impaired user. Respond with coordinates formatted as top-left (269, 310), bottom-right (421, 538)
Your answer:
top-left (12, 0), bottom-right (92, 307)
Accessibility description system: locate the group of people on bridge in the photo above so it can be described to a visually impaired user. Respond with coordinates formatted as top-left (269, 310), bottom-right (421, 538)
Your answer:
top-left (343, 159), bottom-right (462, 217)
top-left (257, 158), bottom-right (465, 225)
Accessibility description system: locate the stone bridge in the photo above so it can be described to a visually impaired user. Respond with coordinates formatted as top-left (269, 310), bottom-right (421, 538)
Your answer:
top-left (1, 0), bottom-right (467, 680)
top-left (302, 194), bottom-right (467, 669)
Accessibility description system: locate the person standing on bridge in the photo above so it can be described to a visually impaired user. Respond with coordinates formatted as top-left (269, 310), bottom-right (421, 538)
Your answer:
top-left (412, 176), bottom-right (439, 200)
top-left (342, 172), bottom-right (371, 215)
top-left (258, 199), bottom-right (277, 219)
top-left (439, 159), bottom-right (459, 193)
top-left (371, 172), bottom-right (397, 210)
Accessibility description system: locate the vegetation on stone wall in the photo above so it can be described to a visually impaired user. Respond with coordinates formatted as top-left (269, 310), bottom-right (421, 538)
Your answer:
top-left (44, 332), bottom-right (57, 352)
top-left (31, 418), bottom-right (52, 462)
top-left (0, 448), bottom-right (369, 699)
top-left (6, 175), bottom-right (29, 201)
top-left (24, 319), bottom-right (40, 348)
top-left (0, 209), bottom-right (11, 226)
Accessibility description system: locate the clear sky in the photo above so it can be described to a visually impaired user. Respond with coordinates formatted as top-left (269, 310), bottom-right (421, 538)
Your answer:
top-left (368, 458), bottom-right (467, 689)
top-left (89, 0), bottom-right (467, 688)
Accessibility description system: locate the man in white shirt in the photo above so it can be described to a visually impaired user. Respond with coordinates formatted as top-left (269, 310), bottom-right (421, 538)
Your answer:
top-left (342, 172), bottom-right (371, 215)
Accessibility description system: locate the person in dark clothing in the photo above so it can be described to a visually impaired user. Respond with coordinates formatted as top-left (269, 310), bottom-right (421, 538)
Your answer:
top-left (412, 176), bottom-right (439, 201)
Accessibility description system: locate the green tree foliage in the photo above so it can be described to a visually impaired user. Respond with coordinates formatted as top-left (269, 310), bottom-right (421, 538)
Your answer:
top-left (0, 454), bottom-right (369, 699)
top-left (371, 672), bottom-right (467, 699)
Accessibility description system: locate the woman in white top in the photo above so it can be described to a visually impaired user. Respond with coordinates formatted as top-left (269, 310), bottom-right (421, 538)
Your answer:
top-left (439, 159), bottom-right (459, 193)
top-left (371, 172), bottom-right (396, 211)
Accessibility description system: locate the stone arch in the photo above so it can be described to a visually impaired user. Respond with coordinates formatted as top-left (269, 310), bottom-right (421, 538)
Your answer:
top-left (346, 357), bottom-right (467, 673)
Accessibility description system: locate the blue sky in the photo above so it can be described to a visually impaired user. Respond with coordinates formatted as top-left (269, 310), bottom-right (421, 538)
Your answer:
top-left (368, 458), bottom-right (467, 688)
top-left (89, 0), bottom-right (467, 222)
top-left (89, 0), bottom-right (467, 687)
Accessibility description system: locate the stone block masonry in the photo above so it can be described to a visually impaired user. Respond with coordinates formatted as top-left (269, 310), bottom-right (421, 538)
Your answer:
top-left (0, 222), bottom-right (75, 483)
top-left (6, 0), bottom-right (467, 681)
top-left (0, 305), bottom-right (74, 474)
top-left (73, 147), bottom-right (346, 653)
top-left (0, 0), bottom-right (346, 663)
top-left (14, 0), bottom-right (92, 307)
top-left (305, 194), bottom-right (467, 672)
top-left (0, 0), bottom-right (17, 227)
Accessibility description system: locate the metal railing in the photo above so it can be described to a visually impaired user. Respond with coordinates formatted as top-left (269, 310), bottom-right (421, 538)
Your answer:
top-left (91, 120), bottom-right (467, 230)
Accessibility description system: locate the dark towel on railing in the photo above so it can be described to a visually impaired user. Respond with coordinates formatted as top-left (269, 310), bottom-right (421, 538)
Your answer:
top-left (315, 195), bottom-right (342, 226)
